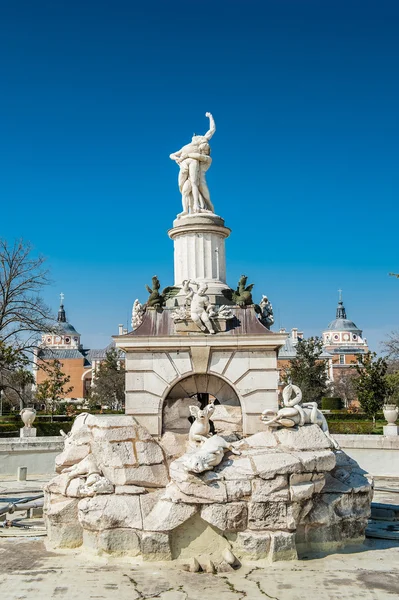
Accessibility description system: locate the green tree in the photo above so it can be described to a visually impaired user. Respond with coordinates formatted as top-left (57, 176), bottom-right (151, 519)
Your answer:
top-left (89, 348), bottom-right (125, 411)
top-left (35, 359), bottom-right (73, 420)
top-left (282, 337), bottom-right (330, 405)
top-left (353, 352), bottom-right (388, 426)
top-left (385, 371), bottom-right (399, 407)
top-left (0, 340), bottom-right (35, 411)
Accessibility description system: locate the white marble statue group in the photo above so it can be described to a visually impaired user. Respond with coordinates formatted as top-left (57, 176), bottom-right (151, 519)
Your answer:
top-left (183, 384), bottom-right (339, 474)
top-left (170, 112), bottom-right (216, 217)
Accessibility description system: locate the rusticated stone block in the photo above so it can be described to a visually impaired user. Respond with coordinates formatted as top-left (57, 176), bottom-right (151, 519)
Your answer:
top-left (236, 530), bottom-right (270, 559)
top-left (98, 528), bottom-right (141, 556)
top-left (248, 501), bottom-right (287, 530)
top-left (201, 502), bottom-right (247, 532)
top-left (141, 532), bottom-right (171, 561)
top-left (269, 531), bottom-right (297, 561)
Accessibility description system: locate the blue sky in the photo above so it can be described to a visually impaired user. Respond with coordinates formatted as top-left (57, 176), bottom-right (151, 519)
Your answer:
top-left (1, 1), bottom-right (398, 351)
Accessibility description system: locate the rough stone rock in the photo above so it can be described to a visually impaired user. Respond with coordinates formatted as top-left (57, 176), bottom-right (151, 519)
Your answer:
top-left (162, 397), bottom-right (200, 433)
top-left (200, 503), bottom-right (247, 532)
top-left (102, 464), bottom-right (169, 488)
top-left (274, 424), bottom-right (332, 451)
top-left (143, 499), bottom-right (197, 532)
top-left (225, 479), bottom-right (251, 502)
top-left (115, 485), bottom-right (147, 495)
top-left (201, 558), bottom-right (216, 573)
top-left (188, 557), bottom-right (201, 572)
top-left (324, 467), bottom-right (370, 494)
top-left (162, 481), bottom-right (225, 505)
top-left (251, 476), bottom-right (289, 501)
top-left (239, 430), bottom-right (278, 449)
top-left (248, 502), bottom-right (288, 530)
top-left (98, 528), bottom-right (141, 556)
top-left (269, 531), bottom-right (297, 561)
top-left (66, 477), bottom-right (87, 497)
top-left (141, 532), bottom-right (171, 561)
top-left (173, 480), bottom-right (227, 504)
top-left (216, 561), bottom-right (234, 573)
top-left (212, 405), bottom-right (243, 436)
top-left (82, 529), bottom-right (99, 550)
top-left (140, 489), bottom-right (166, 520)
top-left (294, 450), bottom-right (336, 472)
top-left (46, 474), bottom-right (85, 497)
top-left (46, 522), bottom-right (83, 549)
top-left (236, 530), bottom-right (270, 559)
top-left (136, 440), bottom-right (164, 465)
top-left (214, 456), bottom-right (255, 480)
top-left (290, 481), bottom-right (315, 502)
top-left (91, 440), bottom-right (137, 469)
top-left (79, 475), bottom-right (114, 497)
top-left (159, 431), bottom-right (188, 461)
top-left (78, 494), bottom-right (142, 531)
top-left (251, 452), bottom-right (302, 479)
top-left (55, 444), bottom-right (90, 472)
top-left (222, 548), bottom-right (237, 566)
top-left (44, 496), bottom-right (79, 524)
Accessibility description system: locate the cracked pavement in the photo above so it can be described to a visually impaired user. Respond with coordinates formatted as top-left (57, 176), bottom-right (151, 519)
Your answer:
top-left (0, 537), bottom-right (399, 599)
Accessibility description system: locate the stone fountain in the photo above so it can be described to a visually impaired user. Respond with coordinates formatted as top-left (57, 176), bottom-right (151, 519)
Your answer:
top-left (44, 113), bottom-right (372, 566)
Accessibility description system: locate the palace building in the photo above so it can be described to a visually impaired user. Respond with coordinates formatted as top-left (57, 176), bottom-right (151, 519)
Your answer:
top-left (34, 295), bottom-right (124, 402)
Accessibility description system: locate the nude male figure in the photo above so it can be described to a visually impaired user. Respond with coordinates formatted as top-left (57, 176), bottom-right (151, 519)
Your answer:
top-left (170, 112), bottom-right (216, 215)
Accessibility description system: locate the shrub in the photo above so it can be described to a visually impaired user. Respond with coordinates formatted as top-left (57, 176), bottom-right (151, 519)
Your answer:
top-left (321, 397), bottom-right (343, 410)
top-left (328, 421), bottom-right (384, 434)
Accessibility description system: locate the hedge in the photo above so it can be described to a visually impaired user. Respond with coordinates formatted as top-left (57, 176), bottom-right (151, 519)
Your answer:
top-left (321, 397), bottom-right (343, 410)
top-left (328, 421), bottom-right (384, 435)
top-left (0, 421), bottom-right (73, 437)
top-left (325, 412), bottom-right (384, 421)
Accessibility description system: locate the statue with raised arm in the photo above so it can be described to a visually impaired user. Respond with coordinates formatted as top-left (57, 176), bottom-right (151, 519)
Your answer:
top-left (170, 112), bottom-right (216, 217)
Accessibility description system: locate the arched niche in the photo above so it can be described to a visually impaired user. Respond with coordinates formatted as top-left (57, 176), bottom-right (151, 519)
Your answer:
top-left (162, 373), bottom-right (242, 437)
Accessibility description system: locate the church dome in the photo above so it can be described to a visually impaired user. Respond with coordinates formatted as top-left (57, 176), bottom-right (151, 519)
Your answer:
top-left (327, 318), bottom-right (361, 333)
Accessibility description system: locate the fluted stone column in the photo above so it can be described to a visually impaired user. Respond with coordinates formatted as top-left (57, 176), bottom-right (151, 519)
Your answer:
top-left (168, 214), bottom-right (231, 301)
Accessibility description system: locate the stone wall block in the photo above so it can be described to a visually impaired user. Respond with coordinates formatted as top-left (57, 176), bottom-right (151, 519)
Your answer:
top-left (44, 496), bottom-right (79, 524)
top-left (275, 425), bottom-right (332, 450)
top-left (236, 530), bottom-right (271, 560)
top-left (225, 479), bottom-right (251, 502)
top-left (290, 481), bottom-right (315, 502)
top-left (269, 531), bottom-right (297, 561)
top-left (93, 440), bottom-right (137, 469)
top-left (141, 532), bottom-right (172, 561)
top-left (101, 464), bottom-right (169, 488)
top-left (248, 501), bottom-right (287, 530)
top-left (200, 502), bottom-right (247, 532)
top-left (98, 528), bottom-right (141, 556)
top-left (251, 476), bottom-right (289, 502)
top-left (136, 440), bottom-right (164, 465)
top-left (78, 495), bottom-right (142, 531)
top-left (46, 522), bottom-right (83, 549)
top-left (55, 444), bottom-right (90, 472)
top-left (143, 499), bottom-right (197, 532)
top-left (252, 452), bottom-right (302, 479)
top-left (90, 426), bottom-right (140, 443)
top-left (293, 450), bottom-right (336, 473)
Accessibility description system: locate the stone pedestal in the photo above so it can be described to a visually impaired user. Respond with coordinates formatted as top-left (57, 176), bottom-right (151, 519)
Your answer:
top-left (383, 425), bottom-right (399, 437)
top-left (168, 213), bottom-right (231, 303)
top-left (20, 427), bottom-right (37, 438)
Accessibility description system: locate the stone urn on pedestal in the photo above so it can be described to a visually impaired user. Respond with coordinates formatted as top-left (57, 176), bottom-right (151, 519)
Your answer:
top-left (383, 403), bottom-right (399, 437)
top-left (20, 407), bottom-right (37, 438)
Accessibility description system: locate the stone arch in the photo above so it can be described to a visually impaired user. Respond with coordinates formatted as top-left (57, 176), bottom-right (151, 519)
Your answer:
top-left (161, 373), bottom-right (243, 437)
